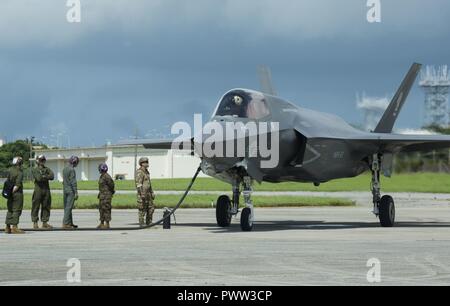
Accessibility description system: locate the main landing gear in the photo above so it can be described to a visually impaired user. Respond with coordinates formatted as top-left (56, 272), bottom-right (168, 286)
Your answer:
top-left (370, 154), bottom-right (395, 227)
top-left (216, 176), bottom-right (254, 231)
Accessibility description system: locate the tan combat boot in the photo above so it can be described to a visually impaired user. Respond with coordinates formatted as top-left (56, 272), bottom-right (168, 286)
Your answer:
top-left (33, 222), bottom-right (39, 229)
top-left (10, 225), bottom-right (25, 234)
top-left (104, 221), bottom-right (110, 229)
top-left (42, 222), bottom-right (53, 229)
top-left (96, 222), bottom-right (105, 229)
top-left (5, 225), bottom-right (11, 234)
top-left (62, 224), bottom-right (74, 230)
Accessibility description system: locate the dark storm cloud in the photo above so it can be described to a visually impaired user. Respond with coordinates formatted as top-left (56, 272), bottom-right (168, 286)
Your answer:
top-left (0, 0), bottom-right (449, 146)
top-left (0, 66), bottom-right (52, 139)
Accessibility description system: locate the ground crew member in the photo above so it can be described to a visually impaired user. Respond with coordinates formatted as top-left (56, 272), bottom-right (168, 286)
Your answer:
top-left (5, 157), bottom-right (25, 234)
top-left (135, 157), bottom-right (155, 226)
top-left (31, 155), bottom-right (55, 229)
top-left (97, 163), bottom-right (115, 229)
top-left (62, 156), bottom-right (79, 229)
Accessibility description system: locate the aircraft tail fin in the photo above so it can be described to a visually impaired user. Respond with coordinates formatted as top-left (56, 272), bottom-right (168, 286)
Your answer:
top-left (374, 63), bottom-right (422, 133)
top-left (257, 65), bottom-right (277, 96)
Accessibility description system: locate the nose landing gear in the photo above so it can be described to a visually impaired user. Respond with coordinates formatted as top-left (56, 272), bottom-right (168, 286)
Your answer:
top-left (240, 176), bottom-right (254, 231)
top-left (215, 176), bottom-right (254, 231)
top-left (216, 195), bottom-right (232, 227)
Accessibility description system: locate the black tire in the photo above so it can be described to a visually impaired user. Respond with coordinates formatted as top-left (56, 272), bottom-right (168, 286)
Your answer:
top-left (379, 195), bottom-right (395, 227)
top-left (216, 195), bottom-right (232, 227)
top-left (240, 207), bottom-right (253, 231)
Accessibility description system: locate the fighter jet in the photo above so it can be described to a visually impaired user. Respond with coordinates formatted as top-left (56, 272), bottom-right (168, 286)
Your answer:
top-left (124, 63), bottom-right (450, 231)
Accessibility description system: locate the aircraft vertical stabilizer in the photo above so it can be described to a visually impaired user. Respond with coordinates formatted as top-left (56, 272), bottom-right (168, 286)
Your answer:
top-left (374, 63), bottom-right (422, 133)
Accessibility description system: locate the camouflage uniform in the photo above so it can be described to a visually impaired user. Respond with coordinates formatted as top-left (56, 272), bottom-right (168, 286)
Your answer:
top-left (31, 164), bottom-right (54, 223)
top-left (5, 165), bottom-right (24, 226)
top-left (98, 172), bottom-right (115, 222)
top-left (135, 167), bottom-right (155, 225)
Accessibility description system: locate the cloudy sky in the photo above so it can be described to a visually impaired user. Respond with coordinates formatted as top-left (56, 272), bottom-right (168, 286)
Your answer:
top-left (0, 0), bottom-right (449, 147)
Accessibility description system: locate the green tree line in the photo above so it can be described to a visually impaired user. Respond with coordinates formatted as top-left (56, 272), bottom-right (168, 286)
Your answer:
top-left (0, 139), bottom-right (47, 178)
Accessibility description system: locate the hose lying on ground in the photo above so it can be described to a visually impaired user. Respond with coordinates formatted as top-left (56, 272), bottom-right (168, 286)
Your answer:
top-left (0, 166), bottom-right (202, 232)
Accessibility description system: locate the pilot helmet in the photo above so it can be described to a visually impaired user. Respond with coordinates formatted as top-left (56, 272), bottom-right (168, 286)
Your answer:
top-left (232, 95), bottom-right (243, 106)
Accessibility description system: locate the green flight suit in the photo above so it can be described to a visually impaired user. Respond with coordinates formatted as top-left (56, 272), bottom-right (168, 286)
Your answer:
top-left (62, 165), bottom-right (78, 226)
top-left (5, 166), bottom-right (24, 226)
top-left (98, 172), bottom-right (115, 222)
top-left (31, 164), bottom-right (55, 223)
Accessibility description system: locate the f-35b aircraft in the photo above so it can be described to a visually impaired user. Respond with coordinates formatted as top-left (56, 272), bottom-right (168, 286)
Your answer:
top-left (125, 63), bottom-right (450, 231)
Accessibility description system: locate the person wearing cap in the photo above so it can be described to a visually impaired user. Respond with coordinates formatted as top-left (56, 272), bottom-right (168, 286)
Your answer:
top-left (97, 163), bottom-right (115, 229)
top-left (135, 157), bottom-right (155, 227)
top-left (5, 156), bottom-right (25, 234)
top-left (31, 155), bottom-right (55, 229)
top-left (62, 156), bottom-right (79, 229)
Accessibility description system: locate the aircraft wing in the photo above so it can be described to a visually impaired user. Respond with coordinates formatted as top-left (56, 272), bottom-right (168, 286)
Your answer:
top-left (379, 134), bottom-right (450, 153)
top-left (117, 138), bottom-right (192, 150)
top-left (350, 133), bottom-right (450, 153)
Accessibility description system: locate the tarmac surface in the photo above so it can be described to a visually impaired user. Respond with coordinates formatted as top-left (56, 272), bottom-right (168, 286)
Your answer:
top-left (24, 189), bottom-right (450, 207)
top-left (1, 193), bottom-right (450, 286)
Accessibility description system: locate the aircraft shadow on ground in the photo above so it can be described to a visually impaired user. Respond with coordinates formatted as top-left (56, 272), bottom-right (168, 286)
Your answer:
top-left (175, 221), bottom-right (450, 233)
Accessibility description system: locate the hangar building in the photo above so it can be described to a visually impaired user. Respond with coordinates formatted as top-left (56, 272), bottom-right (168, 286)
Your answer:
top-left (35, 145), bottom-right (205, 182)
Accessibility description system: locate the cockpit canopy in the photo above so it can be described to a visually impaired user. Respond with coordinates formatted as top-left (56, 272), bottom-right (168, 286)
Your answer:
top-left (214, 89), bottom-right (270, 120)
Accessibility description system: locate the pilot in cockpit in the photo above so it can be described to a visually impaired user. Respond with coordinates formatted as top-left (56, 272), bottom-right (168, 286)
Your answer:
top-left (215, 91), bottom-right (270, 119)
top-left (232, 95), bottom-right (243, 106)
top-left (216, 94), bottom-right (248, 117)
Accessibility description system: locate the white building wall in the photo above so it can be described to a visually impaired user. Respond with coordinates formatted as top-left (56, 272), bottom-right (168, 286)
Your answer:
top-left (74, 163), bottom-right (83, 182)
top-left (35, 145), bottom-right (206, 181)
top-left (80, 159), bottom-right (88, 181)
top-left (88, 159), bottom-right (102, 181)
top-left (173, 151), bottom-right (202, 178)
top-left (112, 154), bottom-right (134, 180)
top-left (145, 151), bottom-right (169, 179)
top-left (56, 159), bottom-right (64, 181)
top-left (106, 150), bottom-right (114, 178)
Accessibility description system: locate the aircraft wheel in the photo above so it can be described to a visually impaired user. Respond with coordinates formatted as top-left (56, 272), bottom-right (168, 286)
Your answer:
top-left (240, 207), bottom-right (253, 231)
top-left (216, 195), bottom-right (232, 227)
top-left (379, 195), bottom-right (395, 227)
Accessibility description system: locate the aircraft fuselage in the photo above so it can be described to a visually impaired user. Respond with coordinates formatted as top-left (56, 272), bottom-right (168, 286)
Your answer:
top-left (200, 88), bottom-right (379, 185)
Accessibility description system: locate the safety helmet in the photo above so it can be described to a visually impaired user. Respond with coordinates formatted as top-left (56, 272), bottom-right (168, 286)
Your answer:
top-left (12, 156), bottom-right (23, 166)
top-left (36, 154), bottom-right (46, 162)
top-left (98, 163), bottom-right (108, 173)
top-left (233, 95), bottom-right (243, 106)
top-left (138, 157), bottom-right (149, 165)
top-left (69, 155), bottom-right (79, 166)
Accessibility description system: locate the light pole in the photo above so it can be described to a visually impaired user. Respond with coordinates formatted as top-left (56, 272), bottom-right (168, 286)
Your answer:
top-left (134, 127), bottom-right (139, 173)
top-left (29, 136), bottom-right (35, 181)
